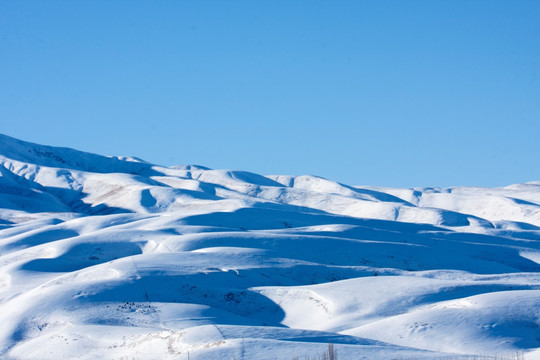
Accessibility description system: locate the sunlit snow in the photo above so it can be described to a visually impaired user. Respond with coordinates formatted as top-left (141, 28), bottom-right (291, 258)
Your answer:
top-left (1, 134), bottom-right (539, 359)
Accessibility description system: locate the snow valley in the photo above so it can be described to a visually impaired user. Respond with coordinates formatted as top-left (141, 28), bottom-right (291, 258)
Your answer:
top-left (1, 133), bottom-right (540, 359)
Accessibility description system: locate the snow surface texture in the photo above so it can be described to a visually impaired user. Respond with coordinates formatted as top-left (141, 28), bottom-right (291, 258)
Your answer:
top-left (1, 133), bottom-right (540, 359)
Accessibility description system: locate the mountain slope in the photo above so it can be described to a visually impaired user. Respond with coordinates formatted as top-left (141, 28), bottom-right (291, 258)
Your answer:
top-left (1, 134), bottom-right (540, 359)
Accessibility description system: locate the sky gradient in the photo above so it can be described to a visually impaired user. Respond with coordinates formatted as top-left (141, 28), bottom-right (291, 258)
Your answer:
top-left (1, 1), bottom-right (539, 187)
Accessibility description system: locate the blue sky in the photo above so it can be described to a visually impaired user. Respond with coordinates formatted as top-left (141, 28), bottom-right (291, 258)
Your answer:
top-left (1, 1), bottom-right (539, 187)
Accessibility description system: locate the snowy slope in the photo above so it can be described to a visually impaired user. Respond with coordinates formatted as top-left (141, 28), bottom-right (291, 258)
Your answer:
top-left (1, 133), bottom-right (540, 359)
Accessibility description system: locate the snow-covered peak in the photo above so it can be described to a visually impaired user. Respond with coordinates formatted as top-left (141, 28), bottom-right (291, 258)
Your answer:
top-left (0, 133), bottom-right (155, 175)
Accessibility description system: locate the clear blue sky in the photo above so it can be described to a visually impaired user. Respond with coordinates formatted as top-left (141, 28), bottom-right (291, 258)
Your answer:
top-left (1, 1), bottom-right (539, 187)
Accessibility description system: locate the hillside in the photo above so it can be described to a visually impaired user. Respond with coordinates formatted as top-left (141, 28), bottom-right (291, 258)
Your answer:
top-left (1, 133), bottom-right (540, 359)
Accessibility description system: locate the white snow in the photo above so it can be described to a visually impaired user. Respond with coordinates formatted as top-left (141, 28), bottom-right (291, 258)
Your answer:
top-left (1, 133), bottom-right (540, 359)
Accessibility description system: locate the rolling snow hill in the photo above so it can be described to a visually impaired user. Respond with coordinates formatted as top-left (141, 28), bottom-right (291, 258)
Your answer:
top-left (1, 133), bottom-right (540, 359)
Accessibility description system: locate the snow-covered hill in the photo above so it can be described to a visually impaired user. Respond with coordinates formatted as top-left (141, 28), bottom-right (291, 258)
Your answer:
top-left (1, 133), bottom-right (539, 359)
